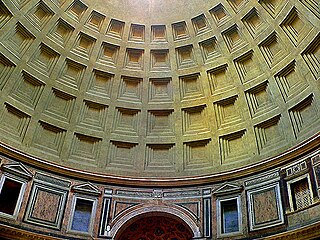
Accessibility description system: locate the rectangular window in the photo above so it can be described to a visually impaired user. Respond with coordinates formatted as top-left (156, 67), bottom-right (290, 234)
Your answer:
top-left (217, 196), bottom-right (241, 237)
top-left (287, 174), bottom-right (314, 212)
top-left (70, 197), bottom-right (96, 233)
top-left (0, 176), bottom-right (24, 217)
top-left (290, 178), bottom-right (312, 211)
top-left (221, 199), bottom-right (239, 233)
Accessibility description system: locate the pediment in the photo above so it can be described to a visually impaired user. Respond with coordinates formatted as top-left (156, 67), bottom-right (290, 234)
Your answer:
top-left (212, 183), bottom-right (242, 196)
top-left (72, 182), bottom-right (101, 196)
top-left (1, 162), bottom-right (33, 179)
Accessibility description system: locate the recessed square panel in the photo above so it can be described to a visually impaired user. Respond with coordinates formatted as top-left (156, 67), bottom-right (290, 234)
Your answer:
top-left (247, 182), bottom-right (284, 231)
top-left (24, 181), bottom-right (69, 229)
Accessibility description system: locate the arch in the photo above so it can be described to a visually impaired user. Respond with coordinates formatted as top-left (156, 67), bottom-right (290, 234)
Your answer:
top-left (109, 205), bottom-right (201, 238)
top-left (116, 215), bottom-right (193, 240)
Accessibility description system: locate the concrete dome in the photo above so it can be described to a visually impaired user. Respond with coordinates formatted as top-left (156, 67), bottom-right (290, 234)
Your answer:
top-left (0, 0), bottom-right (319, 239)
top-left (0, 0), bottom-right (319, 184)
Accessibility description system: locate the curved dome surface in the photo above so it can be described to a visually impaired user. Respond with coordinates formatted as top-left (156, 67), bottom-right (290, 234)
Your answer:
top-left (0, 0), bottom-right (319, 182)
top-left (87, 0), bottom-right (215, 24)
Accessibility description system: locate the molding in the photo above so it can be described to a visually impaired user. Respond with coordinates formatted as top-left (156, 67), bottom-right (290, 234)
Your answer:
top-left (110, 189), bottom-right (202, 199)
top-left (1, 221), bottom-right (320, 240)
top-left (213, 182), bottom-right (242, 195)
top-left (1, 162), bottom-right (33, 179)
top-left (109, 205), bottom-right (201, 238)
top-left (260, 221), bottom-right (320, 240)
top-left (163, 189), bottom-right (201, 199)
top-left (282, 160), bottom-right (309, 180)
top-left (34, 173), bottom-right (71, 190)
top-left (0, 133), bottom-right (318, 187)
top-left (0, 223), bottom-right (63, 240)
top-left (115, 189), bottom-right (153, 199)
top-left (245, 171), bottom-right (280, 189)
top-left (72, 182), bottom-right (101, 196)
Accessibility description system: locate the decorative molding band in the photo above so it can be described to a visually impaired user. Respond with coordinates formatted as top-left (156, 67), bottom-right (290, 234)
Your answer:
top-left (245, 171), bottom-right (280, 188)
top-left (0, 223), bottom-right (63, 240)
top-left (0, 133), bottom-right (318, 187)
top-left (283, 160), bottom-right (308, 180)
top-left (116, 190), bottom-right (153, 198)
top-left (1, 218), bottom-right (320, 240)
top-left (261, 221), bottom-right (320, 240)
top-left (34, 173), bottom-right (71, 189)
top-left (163, 190), bottom-right (202, 198)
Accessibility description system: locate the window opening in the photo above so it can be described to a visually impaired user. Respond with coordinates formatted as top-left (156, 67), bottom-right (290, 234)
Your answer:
top-left (71, 198), bottom-right (94, 232)
top-left (290, 178), bottom-right (312, 210)
top-left (0, 178), bottom-right (22, 215)
top-left (221, 199), bottom-right (239, 234)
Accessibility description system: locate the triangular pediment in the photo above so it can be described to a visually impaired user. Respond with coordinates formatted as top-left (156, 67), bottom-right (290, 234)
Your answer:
top-left (212, 183), bottom-right (242, 196)
top-left (1, 162), bottom-right (33, 179)
top-left (72, 182), bottom-right (101, 196)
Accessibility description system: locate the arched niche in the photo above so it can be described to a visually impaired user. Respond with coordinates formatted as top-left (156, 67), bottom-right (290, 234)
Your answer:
top-left (110, 206), bottom-right (201, 239)
top-left (116, 214), bottom-right (193, 240)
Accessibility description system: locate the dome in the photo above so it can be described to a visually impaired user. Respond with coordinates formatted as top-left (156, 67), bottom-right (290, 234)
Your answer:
top-left (0, 0), bottom-right (319, 184)
top-left (0, 0), bottom-right (319, 239)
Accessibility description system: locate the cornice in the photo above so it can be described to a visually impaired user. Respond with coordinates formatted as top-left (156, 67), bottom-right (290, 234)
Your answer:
top-left (0, 224), bottom-right (63, 240)
top-left (0, 133), bottom-right (319, 187)
top-left (1, 221), bottom-right (320, 240)
top-left (261, 221), bottom-right (320, 240)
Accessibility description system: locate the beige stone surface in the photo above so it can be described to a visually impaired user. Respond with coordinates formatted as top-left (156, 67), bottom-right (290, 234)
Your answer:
top-left (0, 0), bottom-right (319, 179)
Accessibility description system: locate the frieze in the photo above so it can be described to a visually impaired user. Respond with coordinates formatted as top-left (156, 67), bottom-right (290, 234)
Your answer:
top-left (285, 161), bottom-right (307, 178)
top-left (34, 173), bottom-right (71, 189)
top-left (116, 190), bottom-right (153, 198)
top-left (163, 190), bottom-right (201, 198)
top-left (115, 189), bottom-right (202, 199)
top-left (245, 171), bottom-right (279, 187)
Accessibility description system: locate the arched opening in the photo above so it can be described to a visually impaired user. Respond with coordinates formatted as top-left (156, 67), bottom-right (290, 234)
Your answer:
top-left (115, 212), bottom-right (194, 240)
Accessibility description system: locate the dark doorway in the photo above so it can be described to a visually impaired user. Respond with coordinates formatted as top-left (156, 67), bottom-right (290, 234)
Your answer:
top-left (116, 214), bottom-right (193, 240)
